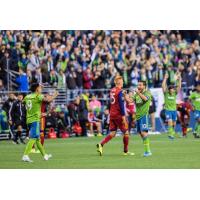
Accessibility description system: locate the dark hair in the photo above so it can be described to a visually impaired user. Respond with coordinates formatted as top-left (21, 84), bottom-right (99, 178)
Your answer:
top-left (138, 80), bottom-right (147, 87)
top-left (168, 85), bottom-right (175, 90)
top-left (30, 83), bottom-right (40, 92)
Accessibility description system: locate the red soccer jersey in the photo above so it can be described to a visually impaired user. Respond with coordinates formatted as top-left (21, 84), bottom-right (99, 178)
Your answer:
top-left (110, 87), bottom-right (125, 119)
top-left (177, 102), bottom-right (192, 116)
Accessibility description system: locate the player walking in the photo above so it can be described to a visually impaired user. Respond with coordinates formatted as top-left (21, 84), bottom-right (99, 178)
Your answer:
top-left (127, 80), bottom-right (152, 157)
top-left (189, 82), bottom-right (200, 138)
top-left (96, 75), bottom-right (134, 156)
top-left (162, 73), bottom-right (182, 139)
top-left (22, 83), bottom-right (58, 162)
top-left (177, 98), bottom-right (192, 137)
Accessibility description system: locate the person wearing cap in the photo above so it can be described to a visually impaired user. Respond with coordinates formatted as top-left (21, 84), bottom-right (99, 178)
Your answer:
top-left (162, 72), bottom-right (182, 139)
top-left (22, 83), bottom-right (58, 162)
top-left (189, 82), bottom-right (200, 138)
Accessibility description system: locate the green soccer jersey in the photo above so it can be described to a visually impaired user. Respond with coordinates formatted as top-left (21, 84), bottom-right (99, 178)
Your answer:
top-left (132, 90), bottom-right (152, 120)
top-left (23, 93), bottom-right (44, 124)
top-left (164, 91), bottom-right (177, 111)
top-left (189, 92), bottom-right (200, 111)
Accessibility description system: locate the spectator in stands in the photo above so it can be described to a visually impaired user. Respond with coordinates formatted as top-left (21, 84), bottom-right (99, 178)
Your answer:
top-left (15, 68), bottom-right (29, 92)
top-left (83, 67), bottom-right (92, 89)
top-left (76, 95), bottom-right (88, 136)
top-left (88, 109), bottom-right (102, 137)
top-left (0, 51), bottom-right (13, 87)
top-left (0, 79), bottom-right (5, 91)
top-left (49, 69), bottom-right (58, 87)
top-left (57, 69), bottom-right (66, 89)
top-left (153, 64), bottom-right (164, 88)
top-left (27, 50), bottom-right (40, 71)
top-left (76, 66), bottom-right (83, 89)
top-left (89, 94), bottom-right (101, 116)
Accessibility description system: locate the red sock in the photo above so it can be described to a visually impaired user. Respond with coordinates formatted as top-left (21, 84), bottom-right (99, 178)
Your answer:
top-left (101, 134), bottom-right (114, 146)
top-left (123, 134), bottom-right (129, 153)
top-left (182, 127), bottom-right (187, 136)
top-left (40, 133), bottom-right (45, 146)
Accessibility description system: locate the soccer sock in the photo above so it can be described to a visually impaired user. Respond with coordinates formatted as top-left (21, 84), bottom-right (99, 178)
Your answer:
top-left (182, 127), bottom-right (187, 136)
top-left (18, 131), bottom-right (22, 141)
top-left (168, 126), bottom-right (174, 136)
top-left (24, 139), bottom-right (36, 155)
top-left (36, 139), bottom-right (46, 156)
top-left (40, 133), bottom-right (45, 146)
top-left (101, 133), bottom-right (115, 146)
top-left (123, 134), bottom-right (129, 153)
top-left (143, 136), bottom-right (150, 153)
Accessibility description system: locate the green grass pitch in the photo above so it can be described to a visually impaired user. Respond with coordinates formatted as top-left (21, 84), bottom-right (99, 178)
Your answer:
top-left (0, 133), bottom-right (200, 169)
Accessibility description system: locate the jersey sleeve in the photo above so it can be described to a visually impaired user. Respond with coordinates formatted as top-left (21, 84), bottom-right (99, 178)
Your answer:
top-left (37, 94), bottom-right (44, 103)
top-left (145, 91), bottom-right (152, 101)
top-left (189, 93), bottom-right (194, 100)
top-left (118, 91), bottom-right (125, 116)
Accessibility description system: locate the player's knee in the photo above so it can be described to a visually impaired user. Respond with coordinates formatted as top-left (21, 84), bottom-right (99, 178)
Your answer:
top-left (124, 131), bottom-right (129, 136)
top-left (110, 132), bottom-right (116, 137)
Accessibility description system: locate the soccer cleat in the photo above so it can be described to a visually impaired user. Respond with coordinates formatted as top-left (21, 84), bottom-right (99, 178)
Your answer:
top-left (22, 155), bottom-right (33, 163)
top-left (123, 152), bottom-right (135, 156)
top-left (96, 143), bottom-right (103, 156)
top-left (44, 154), bottom-right (52, 161)
top-left (12, 140), bottom-right (19, 145)
top-left (168, 135), bottom-right (174, 140)
top-left (143, 152), bottom-right (152, 157)
top-left (20, 139), bottom-right (26, 144)
top-left (97, 133), bottom-right (103, 137)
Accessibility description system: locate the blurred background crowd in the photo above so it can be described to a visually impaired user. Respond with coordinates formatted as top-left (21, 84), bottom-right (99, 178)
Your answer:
top-left (0, 30), bottom-right (200, 139)
top-left (0, 30), bottom-right (200, 92)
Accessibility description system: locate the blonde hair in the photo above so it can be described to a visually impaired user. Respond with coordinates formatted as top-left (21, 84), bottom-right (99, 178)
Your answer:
top-left (114, 75), bottom-right (123, 84)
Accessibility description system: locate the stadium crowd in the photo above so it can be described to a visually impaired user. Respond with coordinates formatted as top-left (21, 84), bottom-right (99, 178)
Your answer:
top-left (0, 30), bottom-right (200, 91)
top-left (0, 30), bottom-right (200, 139)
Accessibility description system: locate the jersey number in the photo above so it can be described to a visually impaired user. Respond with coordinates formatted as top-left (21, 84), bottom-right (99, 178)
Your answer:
top-left (27, 100), bottom-right (32, 110)
top-left (110, 92), bottom-right (116, 104)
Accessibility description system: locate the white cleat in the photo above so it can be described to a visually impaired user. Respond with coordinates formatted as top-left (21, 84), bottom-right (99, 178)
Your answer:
top-left (22, 155), bottom-right (33, 163)
top-left (44, 154), bottom-right (52, 161)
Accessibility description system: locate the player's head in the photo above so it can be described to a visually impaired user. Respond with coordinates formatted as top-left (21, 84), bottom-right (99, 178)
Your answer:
top-left (196, 82), bottom-right (200, 92)
top-left (114, 75), bottom-right (123, 88)
top-left (168, 85), bottom-right (175, 94)
top-left (17, 93), bottom-right (24, 101)
top-left (30, 83), bottom-right (43, 94)
top-left (137, 80), bottom-right (146, 92)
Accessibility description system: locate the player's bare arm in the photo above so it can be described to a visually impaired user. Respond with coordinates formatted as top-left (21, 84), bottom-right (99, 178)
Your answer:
top-left (43, 91), bottom-right (59, 102)
top-left (162, 73), bottom-right (168, 92)
top-left (176, 72), bottom-right (182, 92)
top-left (135, 89), bottom-right (148, 101)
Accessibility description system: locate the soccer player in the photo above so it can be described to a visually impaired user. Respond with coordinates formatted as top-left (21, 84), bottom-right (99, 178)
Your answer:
top-left (96, 75), bottom-right (134, 156)
top-left (162, 73), bottom-right (182, 139)
top-left (31, 94), bottom-right (50, 153)
top-left (128, 80), bottom-right (153, 157)
top-left (22, 83), bottom-right (58, 162)
top-left (189, 82), bottom-right (200, 138)
top-left (177, 99), bottom-right (192, 137)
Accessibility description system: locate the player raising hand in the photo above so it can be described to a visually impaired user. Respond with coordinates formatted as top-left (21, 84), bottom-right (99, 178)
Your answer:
top-left (96, 75), bottom-right (134, 156)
